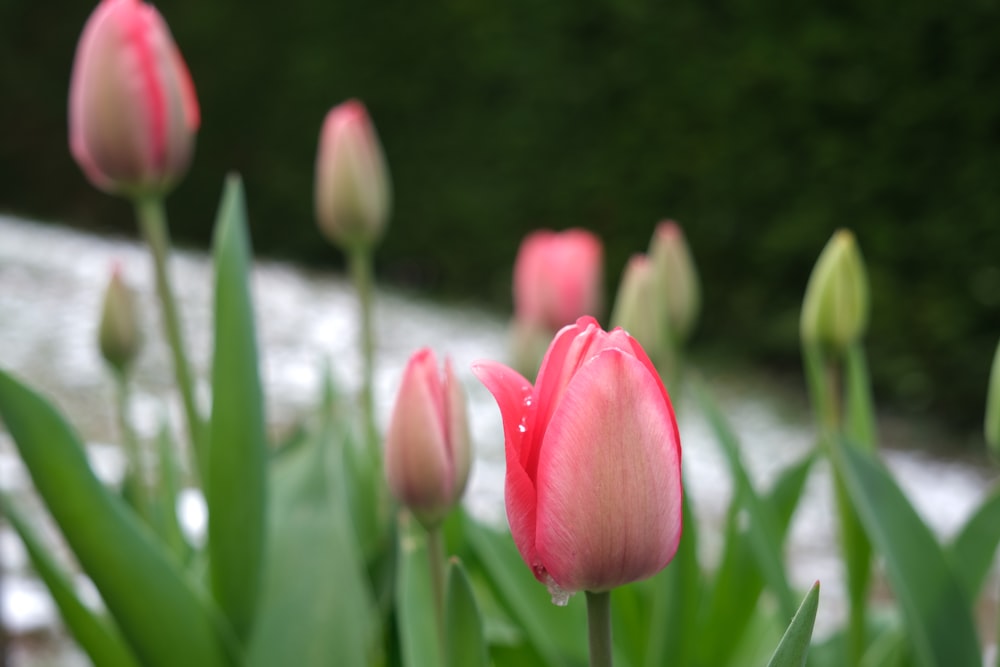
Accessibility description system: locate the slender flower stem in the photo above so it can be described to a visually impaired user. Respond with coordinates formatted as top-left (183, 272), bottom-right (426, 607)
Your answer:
top-left (113, 369), bottom-right (147, 518)
top-left (348, 245), bottom-right (379, 463)
top-left (134, 196), bottom-right (206, 480)
top-left (426, 524), bottom-right (447, 658)
top-left (586, 591), bottom-right (613, 667)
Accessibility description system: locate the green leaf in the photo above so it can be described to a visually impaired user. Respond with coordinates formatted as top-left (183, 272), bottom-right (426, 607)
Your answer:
top-left (693, 378), bottom-right (799, 619)
top-left (766, 581), bottom-right (820, 667)
top-left (446, 559), bottom-right (489, 667)
top-left (844, 342), bottom-right (877, 452)
top-left (0, 495), bottom-right (139, 667)
top-left (396, 513), bottom-right (445, 667)
top-left (948, 483), bottom-right (1000, 599)
top-left (0, 370), bottom-right (237, 666)
top-left (207, 174), bottom-right (269, 641)
top-left (247, 427), bottom-right (376, 666)
top-left (148, 419), bottom-right (192, 567)
top-left (835, 440), bottom-right (981, 667)
top-left (696, 452), bottom-right (815, 666)
top-left (463, 514), bottom-right (587, 667)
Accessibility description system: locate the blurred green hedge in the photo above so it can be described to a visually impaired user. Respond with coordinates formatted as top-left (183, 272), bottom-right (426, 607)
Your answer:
top-left (2, 0), bottom-right (999, 433)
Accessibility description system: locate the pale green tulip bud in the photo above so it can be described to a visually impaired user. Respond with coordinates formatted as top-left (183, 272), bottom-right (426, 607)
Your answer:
top-left (649, 221), bottom-right (700, 345)
top-left (99, 263), bottom-right (141, 374)
top-left (611, 254), bottom-right (663, 363)
top-left (986, 339), bottom-right (1000, 455)
top-left (800, 230), bottom-right (870, 353)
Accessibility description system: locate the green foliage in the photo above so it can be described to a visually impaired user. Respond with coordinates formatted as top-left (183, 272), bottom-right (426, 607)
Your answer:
top-left (767, 583), bottom-right (821, 667)
top-left (209, 175), bottom-right (269, 641)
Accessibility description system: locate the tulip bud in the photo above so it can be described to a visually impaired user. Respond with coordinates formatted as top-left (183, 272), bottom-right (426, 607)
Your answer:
top-left (474, 316), bottom-right (683, 603)
top-left (800, 230), bottom-right (870, 353)
top-left (314, 100), bottom-right (392, 250)
top-left (649, 221), bottom-right (700, 345)
top-left (986, 339), bottom-right (1000, 455)
top-left (69, 0), bottom-right (200, 197)
top-left (98, 263), bottom-right (141, 374)
top-left (610, 254), bottom-right (663, 364)
top-left (385, 348), bottom-right (472, 529)
top-left (513, 229), bottom-right (603, 332)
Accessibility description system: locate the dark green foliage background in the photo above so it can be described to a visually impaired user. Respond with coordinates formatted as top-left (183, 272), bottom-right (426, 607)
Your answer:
top-left (2, 0), bottom-right (999, 431)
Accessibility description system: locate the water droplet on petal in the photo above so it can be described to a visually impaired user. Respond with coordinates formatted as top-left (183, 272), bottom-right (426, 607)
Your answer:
top-left (545, 575), bottom-right (574, 606)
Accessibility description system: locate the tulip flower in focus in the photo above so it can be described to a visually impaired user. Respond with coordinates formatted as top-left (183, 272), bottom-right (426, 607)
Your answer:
top-left (474, 316), bottom-right (682, 603)
top-left (98, 263), bottom-right (141, 375)
top-left (69, 0), bottom-right (200, 197)
top-left (385, 348), bottom-right (472, 529)
top-left (315, 100), bottom-right (392, 250)
top-left (801, 229), bottom-right (870, 354)
top-left (649, 221), bottom-right (700, 345)
top-left (513, 229), bottom-right (603, 333)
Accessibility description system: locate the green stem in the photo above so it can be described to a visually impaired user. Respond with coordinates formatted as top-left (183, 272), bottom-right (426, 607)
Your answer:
top-left (348, 246), bottom-right (379, 463)
top-left (134, 197), bottom-right (205, 481)
top-left (113, 370), bottom-right (147, 518)
top-left (586, 590), bottom-right (613, 667)
top-left (426, 525), bottom-right (446, 659)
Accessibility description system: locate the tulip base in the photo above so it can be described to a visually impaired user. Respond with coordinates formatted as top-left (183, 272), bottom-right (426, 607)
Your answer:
top-left (586, 590), bottom-right (613, 667)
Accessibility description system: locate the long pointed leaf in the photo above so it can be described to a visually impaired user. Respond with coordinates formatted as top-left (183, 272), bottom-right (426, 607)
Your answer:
top-left (0, 370), bottom-right (236, 666)
top-left (397, 513), bottom-right (445, 667)
top-left (766, 582), bottom-right (820, 667)
top-left (697, 452), bottom-right (815, 666)
top-left (247, 421), bottom-right (376, 666)
top-left (948, 483), bottom-right (1000, 599)
top-left (208, 174), bottom-right (268, 641)
top-left (694, 378), bottom-right (798, 619)
top-left (836, 440), bottom-right (981, 667)
top-left (1, 495), bottom-right (139, 667)
top-left (446, 559), bottom-right (488, 667)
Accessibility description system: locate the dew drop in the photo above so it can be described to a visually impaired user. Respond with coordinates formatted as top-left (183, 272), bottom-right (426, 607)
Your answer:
top-left (545, 576), bottom-right (574, 607)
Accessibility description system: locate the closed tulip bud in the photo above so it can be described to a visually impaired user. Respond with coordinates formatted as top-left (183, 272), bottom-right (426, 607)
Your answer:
top-left (69, 0), bottom-right (200, 197)
top-left (610, 254), bottom-right (663, 363)
top-left (513, 229), bottom-right (603, 332)
top-left (649, 221), bottom-right (700, 345)
top-left (98, 263), bottom-right (141, 374)
top-left (801, 230), bottom-right (870, 353)
top-left (474, 317), bottom-right (683, 603)
top-left (315, 100), bottom-right (392, 250)
top-left (986, 339), bottom-right (1000, 455)
top-left (385, 349), bottom-right (472, 529)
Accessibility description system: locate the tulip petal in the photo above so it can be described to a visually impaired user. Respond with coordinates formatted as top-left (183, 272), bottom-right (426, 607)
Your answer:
top-left (535, 349), bottom-right (682, 593)
top-left (471, 361), bottom-right (544, 579)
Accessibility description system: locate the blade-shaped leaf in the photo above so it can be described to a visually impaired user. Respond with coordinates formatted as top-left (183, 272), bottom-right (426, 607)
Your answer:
top-left (247, 427), bottom-right (376, 666)
top-left (1, 495), bottom-right (139, 667)
top-left (0, 370), bottom-right (237, 666)
top-left (766, 581), bottom-right (820, 667)
top-left (836, 440), bottom-right (981, 667)
top-left (696, 452), bottom-right (815, 666)
top-left (446, 559), bottom-right (488, 667)
top-left (948, 483), bottom-right (1000, 599)
top-left (208, 174), bottom-right (268, 641)
top-left (693, 378), bottom-right (799, 619)
top-left (397, 513), bottom-right (445, 667)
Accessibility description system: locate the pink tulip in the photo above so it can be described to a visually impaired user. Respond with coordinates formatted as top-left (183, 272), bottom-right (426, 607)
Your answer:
top-left (513, 229), bottom-right (603, 332)
top-left (315, 100), bottom-right (392, 249)
top-left (69, 0), bottom-right (200, 196)
top-left (385, 348), bottom-right (471, 528)
top-left (473, 317), bottom-right (682, 601)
